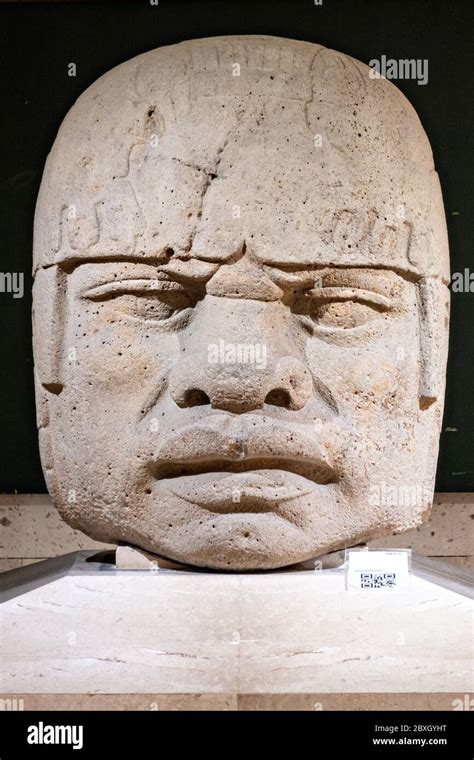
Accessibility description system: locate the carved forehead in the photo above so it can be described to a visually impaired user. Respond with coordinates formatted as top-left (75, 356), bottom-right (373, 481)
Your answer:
top-left (33, 35), bottom-right (449, 282)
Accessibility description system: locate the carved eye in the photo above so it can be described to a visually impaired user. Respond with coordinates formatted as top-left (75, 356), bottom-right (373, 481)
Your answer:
top-left (111, 291), bottom-right (193, 321)
top-left (82, 279), bottom-right (195, 322)
top-left (306, 287), bottom-right (392, 331)
top-left (310, 300), bottom-right (382, 329)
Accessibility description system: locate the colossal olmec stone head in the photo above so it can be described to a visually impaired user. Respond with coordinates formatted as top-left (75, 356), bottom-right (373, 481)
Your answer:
top-left (32, 36), bottom-right (450, 570)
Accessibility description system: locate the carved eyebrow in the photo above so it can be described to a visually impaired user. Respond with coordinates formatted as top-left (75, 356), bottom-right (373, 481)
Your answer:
top-left (307, 286), bottom-right (393, 309)
top-left (261, 265), bottom-right (315, 289)
top-left (67, 256), bottom-right (219, 284)
top-left (81, 278), bottom-right (186, 299)
top-left (71, 259), bottom-right (411, 304)
top-left (261, 264), bottom-right (403, 292)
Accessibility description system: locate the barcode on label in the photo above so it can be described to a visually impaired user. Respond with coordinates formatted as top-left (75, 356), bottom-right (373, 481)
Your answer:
top-left (360, 572), bottom-right (396, 589)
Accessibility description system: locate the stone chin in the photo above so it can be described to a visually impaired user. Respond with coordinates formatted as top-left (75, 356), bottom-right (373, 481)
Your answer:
top-left (50, 472), bottom-right (432, 571)
top-left (142, 474), bottom-right (340, 570)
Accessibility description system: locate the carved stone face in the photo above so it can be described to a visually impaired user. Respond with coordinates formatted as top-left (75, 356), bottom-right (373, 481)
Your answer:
top-left (33, 36), bottom-right (450, 569)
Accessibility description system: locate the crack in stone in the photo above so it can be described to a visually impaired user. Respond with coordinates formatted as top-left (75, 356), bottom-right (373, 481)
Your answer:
top-left (184, 137), bottom-right (229, 254)
top-left (304, 47), bottom-right (325, 133)
top-left (169, 155), bottom-right (216, 177)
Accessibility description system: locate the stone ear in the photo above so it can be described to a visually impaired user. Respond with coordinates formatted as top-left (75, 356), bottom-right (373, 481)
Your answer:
top-left (32, 266), bottom-right (67, 394)
top-left (418, 278), bottom-right (450, 409)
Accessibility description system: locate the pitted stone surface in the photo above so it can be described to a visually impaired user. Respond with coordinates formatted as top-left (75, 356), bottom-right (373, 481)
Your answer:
top-left (32, 36), bottom-right (450, 569)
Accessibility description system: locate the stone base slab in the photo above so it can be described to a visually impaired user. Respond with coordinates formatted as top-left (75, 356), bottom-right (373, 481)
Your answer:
top-left (1, 552), bottom-right (472, 709)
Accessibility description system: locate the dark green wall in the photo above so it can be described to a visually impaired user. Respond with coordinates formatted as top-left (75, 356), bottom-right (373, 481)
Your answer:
top-left (0, 0), bottom-right (473, 492)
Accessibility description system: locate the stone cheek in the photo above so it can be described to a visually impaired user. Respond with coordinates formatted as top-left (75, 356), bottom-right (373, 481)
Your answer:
top-left (32, 36), bottom-right (450, 570)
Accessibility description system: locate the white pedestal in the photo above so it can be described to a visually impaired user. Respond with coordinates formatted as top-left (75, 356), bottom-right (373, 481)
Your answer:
top-left (1, 551), bottom-right (472, 710)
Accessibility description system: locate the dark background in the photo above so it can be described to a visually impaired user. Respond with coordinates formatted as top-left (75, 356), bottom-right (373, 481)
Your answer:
top-left (0, 0), bottom-right (472, 493)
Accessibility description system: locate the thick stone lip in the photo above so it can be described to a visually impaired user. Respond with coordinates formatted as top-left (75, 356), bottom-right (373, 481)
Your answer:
top-left (152, 456), bottom-right (337, 487)
top-left (154, 467), bottom-right (335, 512)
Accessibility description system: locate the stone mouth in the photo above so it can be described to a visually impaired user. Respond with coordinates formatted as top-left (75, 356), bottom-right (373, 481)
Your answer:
top-left (153, 456), bottom-right (336, 486)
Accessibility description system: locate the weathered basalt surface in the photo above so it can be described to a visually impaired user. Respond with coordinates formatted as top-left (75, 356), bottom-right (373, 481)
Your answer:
top-left (32, 36), bottom-right (450, 569)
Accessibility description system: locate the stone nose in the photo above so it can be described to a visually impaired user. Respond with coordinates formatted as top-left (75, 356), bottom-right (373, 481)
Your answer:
top-left (169, 353), bottom-right (313, 413)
